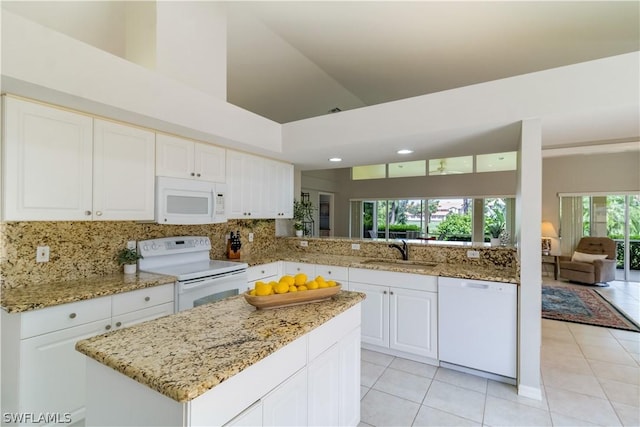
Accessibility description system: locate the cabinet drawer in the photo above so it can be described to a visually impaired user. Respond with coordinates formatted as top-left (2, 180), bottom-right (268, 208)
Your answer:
top-left (21, 296), bottom-right (112, 339)
top-left (315, 265), bottom-right (348, 282)
top-left (349, 268), bottom-right (437, 292)
top-left (247, 262), bottom-right (280, 282)
top-left (112, 302), bottom-right (174, 330)
top-left (283, 262), bottom-right (314, 275)
top-left (111, 284), bottom-right (174, 316)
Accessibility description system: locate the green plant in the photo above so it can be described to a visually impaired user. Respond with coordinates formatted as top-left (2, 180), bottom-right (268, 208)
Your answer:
top-left (487, 221), bottom-right (505, 238)
top-left (116, 248), bottom-right (142, 265)
top-left (293, 199), bottom-right (314, 222)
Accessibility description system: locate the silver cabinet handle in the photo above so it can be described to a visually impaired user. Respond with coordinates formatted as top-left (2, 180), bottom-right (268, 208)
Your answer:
top-left (191, 172), bottom-right (195, 176)
top-left (327, 271), bottom-right (332, 274)
top-left (144, 296), bottom-right (150, 302)
top-left (115, 321), bottom-right (122, 327)
top-left (105, 324), bottom-right (111, 330)
top-left (69, 313), bottom-right (77, 319)
top-left (95, 211), bottom-right (102, 216)
top-left (261, 270), bottom-right (265, 274)
top-left (390, 291), bottom-right (394, 295)
top-left (85, 210), bottom-right (91, 216)
top-left (196, 173), bottom-right (201, 177)
top-left (383, 290), bottom-right (387, 294)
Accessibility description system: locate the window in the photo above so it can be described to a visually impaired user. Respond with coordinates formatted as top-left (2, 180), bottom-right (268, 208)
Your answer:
top-left (476, 151), bottom-right (517, 172)
top-left (428, 156), bottom-right (473, 176)
top-left (351, 197), bottom-right (514, 244)
top-left (388, 160), bottom-right (426, 178)
top-left (352, 164), bottom-right (386, 180)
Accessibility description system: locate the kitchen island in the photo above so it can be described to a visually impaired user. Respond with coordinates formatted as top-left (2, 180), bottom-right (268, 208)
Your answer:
top-left (76, 291), bottom-right (365, 426)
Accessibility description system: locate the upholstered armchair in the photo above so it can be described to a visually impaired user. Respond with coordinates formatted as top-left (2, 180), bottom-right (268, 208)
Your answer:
top-left (558, 237), bottom-right (617, 285)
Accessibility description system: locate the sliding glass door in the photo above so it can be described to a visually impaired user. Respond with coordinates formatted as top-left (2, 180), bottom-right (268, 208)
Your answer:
top-left (561, 193), bottom-right (640, 282)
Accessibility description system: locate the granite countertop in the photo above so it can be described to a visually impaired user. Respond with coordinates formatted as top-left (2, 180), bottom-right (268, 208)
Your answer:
top-left (1, 272), bottom-right (176, 314)
top-left (75, 291), bottom-right (365, 403)
top-left (240, 253), bottom-right (519, 284)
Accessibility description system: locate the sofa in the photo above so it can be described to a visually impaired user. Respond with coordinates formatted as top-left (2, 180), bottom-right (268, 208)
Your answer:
top-left (558, 237), bottom-right (617, 285)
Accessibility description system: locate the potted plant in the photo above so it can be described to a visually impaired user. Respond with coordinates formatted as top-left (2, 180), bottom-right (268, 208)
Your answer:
top-left (487, 221), bottom-right (505, 247)
top-left (117, 248), bottom-right (143, 275)
top-left (293, 198), bottom-right (314, 237)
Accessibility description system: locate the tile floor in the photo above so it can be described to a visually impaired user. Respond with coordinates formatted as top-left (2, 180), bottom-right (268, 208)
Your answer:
top-left (359, 278), bottom-right (640, 427)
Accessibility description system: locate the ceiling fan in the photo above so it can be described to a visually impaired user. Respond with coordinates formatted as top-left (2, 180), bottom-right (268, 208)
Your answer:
top-left (429, 159), bottom-right (464, 175)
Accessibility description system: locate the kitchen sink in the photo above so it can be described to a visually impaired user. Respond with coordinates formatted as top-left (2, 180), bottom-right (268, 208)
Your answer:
top-left (359, 259), bottom-right (438, 269)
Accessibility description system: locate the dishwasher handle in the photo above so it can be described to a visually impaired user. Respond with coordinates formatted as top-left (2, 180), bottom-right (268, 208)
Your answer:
top-left (461, 282), bottom-right (489, 289)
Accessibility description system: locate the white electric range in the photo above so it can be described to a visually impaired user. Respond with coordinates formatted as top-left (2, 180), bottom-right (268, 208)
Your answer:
top-left (138, 236), bottom-right (248, 312)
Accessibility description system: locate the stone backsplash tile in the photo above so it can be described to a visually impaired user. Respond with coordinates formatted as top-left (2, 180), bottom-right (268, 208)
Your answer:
top-left (0, 220), bottom-right (276, 289)
top-left (278, 237), bottom-right (517, 269)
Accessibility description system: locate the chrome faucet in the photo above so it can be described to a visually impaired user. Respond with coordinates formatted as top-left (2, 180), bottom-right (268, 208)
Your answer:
top-left (389, 240), bottom-right (409, 261)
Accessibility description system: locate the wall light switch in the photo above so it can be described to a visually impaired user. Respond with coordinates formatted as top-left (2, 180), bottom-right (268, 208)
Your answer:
top-left (466, 250), bottom-right (480, 259)
top-left (248, 233), bottom-right (254, 242)
top-left (300, 240), bottom-right (308, 247)
top-left (351, 243), bottom-right (361, 250)
top-left (36, 246), bottom-right (50, 263)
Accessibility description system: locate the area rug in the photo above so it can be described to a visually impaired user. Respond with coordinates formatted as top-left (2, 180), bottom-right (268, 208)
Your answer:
top-left (541, 285), bottom-right (640, 332)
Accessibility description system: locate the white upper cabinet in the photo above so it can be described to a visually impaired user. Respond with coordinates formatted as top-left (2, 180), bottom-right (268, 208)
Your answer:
top-left (2, 97), bottom-right (93, 221)
top-left (2, 97), bottom-right (155, 221)
top-left (226, 150), bottom-right (294, 220)
top-left (93, 119), bottom-right (155, 221)
top-left (156, 133), bottom-right (225, 183)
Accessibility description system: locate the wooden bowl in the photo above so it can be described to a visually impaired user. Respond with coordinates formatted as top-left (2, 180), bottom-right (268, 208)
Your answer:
top-left (244, 284), bottom-right (342, 310)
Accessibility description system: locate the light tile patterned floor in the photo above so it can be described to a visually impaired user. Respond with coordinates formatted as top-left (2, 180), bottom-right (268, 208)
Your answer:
top-left (359, 279), bottom-right (640, 427)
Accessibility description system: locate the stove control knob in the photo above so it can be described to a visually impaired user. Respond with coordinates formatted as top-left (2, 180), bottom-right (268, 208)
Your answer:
top-left (143, 245), bottom-right (149, 251)
top-left (194, 240), bottom-right (199, 246)
top-left (151, 244), bottom-right (159, 250)
top-left (205, 238), bottom-right (210, 245)
top-left (200, 239), bottom-right (205, 246)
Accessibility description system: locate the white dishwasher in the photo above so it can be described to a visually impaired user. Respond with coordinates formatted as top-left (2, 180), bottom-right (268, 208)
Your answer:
top-left (438, 277), bottom-right (517, 380)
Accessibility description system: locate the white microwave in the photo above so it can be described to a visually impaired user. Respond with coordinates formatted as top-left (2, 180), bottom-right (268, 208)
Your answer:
top-left (155, 177), bottom-right (227, 224)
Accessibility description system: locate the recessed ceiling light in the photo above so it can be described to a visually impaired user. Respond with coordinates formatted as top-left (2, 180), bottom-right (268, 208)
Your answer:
top-left (329, 157), bottom-right (342, 162)
top-left (397, 149), bottom-right (413, 154)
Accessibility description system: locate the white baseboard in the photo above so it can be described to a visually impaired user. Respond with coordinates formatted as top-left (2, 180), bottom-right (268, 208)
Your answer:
top-left (518, 384), bottom-right (543, 400)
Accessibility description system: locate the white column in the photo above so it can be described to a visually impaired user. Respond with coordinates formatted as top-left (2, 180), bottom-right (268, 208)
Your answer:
top-left (516, 118), bottom-right (542, 399)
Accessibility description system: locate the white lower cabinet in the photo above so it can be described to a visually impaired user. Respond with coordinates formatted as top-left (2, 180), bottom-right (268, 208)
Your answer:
top-left (1, 284), bottom-right (174, 426)
top-left (246, 262), bottom-right (281, 291)
top-left (349, 268), bottom-right (438, 361)
top-left (226, 306), bottom-right (361, 427)
top-left (19, 319), bottom-right (108, 424)
top-left (263, 368), bottom-right (308, 427)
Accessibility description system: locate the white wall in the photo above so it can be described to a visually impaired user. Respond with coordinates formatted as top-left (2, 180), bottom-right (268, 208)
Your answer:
top-left (156, 2), bottom-right (227, 100)
top-left (1, 11), bottom-right (282, 155)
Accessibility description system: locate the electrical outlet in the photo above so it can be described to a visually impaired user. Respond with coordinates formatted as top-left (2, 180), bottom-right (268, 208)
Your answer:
top-left (300, 240), bottom-right (308, 247)
top-left (36, 246), bottom-right (50, 263)
top-left (467, 250), bottom-right (480, 259)
top-left (127, 240), bottom-right (136, 250)
top-left (248, 233), bottom-right (254, 242)
top-left (351, 243), bottom-right (361, 250)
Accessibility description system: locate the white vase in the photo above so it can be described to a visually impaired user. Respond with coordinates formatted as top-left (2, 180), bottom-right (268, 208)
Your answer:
top-left (123, 264), bottom-right (137, 275)
top-left (490, 238), bottom-right (501, 247)
top-left (295, 230), bottom-right (303, 237)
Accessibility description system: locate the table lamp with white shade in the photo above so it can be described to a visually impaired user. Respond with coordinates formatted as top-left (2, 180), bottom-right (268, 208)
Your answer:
top-left (541, 221), bottom-right (558, 255)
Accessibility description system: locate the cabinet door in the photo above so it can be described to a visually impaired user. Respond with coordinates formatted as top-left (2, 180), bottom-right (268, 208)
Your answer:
top-left (261, 159), bottom-right (278, 218)
top-left (275, 162), bottom-right (294, 218)
top-left (389, 288), bottom-right (438, 358)
top-left (93, 119), bottom-right (155, 220)
top-left (226, 150), bottom-right (245, 218)
top-left (19, 319), bottom-right (110, 425)
top-left (194, 143), bottom-right (225, 183)
top-left (262, 368), bottom-right (307, 427)
top-left (307, 344), bottom-right (340, 426)
top-left (244, 154), bottom-right (264, 218)
top-left (349, 283), bottom-right (389, 348)
top-left (225, 400), bottom-right (263, 427)
top-left (339, 327), bottom-right (361, 427)
top-left (3, 97), bottom-right (93, 220)
top-left (155, 133), bottom-right (194, 179)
